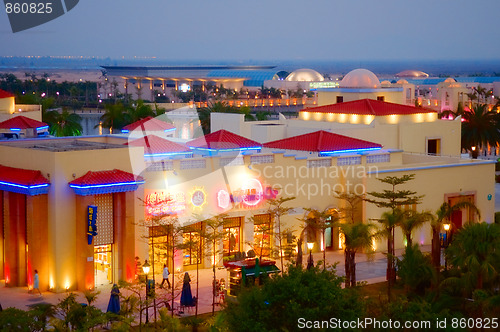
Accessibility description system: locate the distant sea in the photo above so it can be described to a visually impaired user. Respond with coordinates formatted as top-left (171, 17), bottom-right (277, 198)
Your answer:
top-left (1, 57), bottom-right (500, 78)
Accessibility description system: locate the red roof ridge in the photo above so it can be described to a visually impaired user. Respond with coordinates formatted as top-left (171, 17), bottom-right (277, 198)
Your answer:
top-left (188, 129), bottom-right (262, 150)
top-left (264, 130), bottom-right (382, 152)
top-left (0, 164), bottom-right (50, 186)
top-left (300, 98), bottom-right (436, 116)
top-left (0, 89), bottom-right (15, 99)
top-left (122, 116), bottom-right (175, 132)
top-left (69, 169), bottom-right (144, 186)
top-left (0, 115), bottom-right (48, 129)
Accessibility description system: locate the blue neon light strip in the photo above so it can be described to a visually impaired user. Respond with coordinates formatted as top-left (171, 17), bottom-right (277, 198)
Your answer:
top-left (69, 180), bottom-right (145, 189)
top-left (144, 152), bottom-right (193, 158)
top-left (320, 147), bottom-right (382, 155)
top-left (121, 129), bottom-right (130, 133)
top-left (37, 125), bottom-right (49, 130)
top-left (10, 128), bottom-right (21, 132)
top-left (0, 181), bottom-right (49, 190)
top-left (189, 146), bottom-right (262, 152)
top-left (0, 181), bottom-right (50, 196)
top-left (164, 128), bottom-right (176, 133)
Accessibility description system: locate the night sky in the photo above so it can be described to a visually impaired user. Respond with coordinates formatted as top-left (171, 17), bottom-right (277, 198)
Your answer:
top-left (1, 0), bottom-right (500, 61)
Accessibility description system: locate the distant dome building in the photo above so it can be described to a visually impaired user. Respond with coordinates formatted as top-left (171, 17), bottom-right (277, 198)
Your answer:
top-left (396, 79), bottom-right (409, 84)
top-left (339, 69), bottom-right (381, 89)
top-left (395, 70), bottom-right (429, 78)
top-left (285, 68), bottom-right (324, 82)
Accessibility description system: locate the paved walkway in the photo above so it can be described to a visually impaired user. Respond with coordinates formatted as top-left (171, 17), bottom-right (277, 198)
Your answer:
top-left (0, 245), bottom-right (431, 320)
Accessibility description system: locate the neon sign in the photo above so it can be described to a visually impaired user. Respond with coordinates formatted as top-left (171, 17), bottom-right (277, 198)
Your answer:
top-left (217, 179), bottom-right (278, 209)
top-left (145, 191), bottom-right (186, 216)
top-left (190, 187), bottom-right (207, 209)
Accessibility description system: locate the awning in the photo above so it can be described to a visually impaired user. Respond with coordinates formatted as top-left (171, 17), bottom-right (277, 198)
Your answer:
top-left (0, 164), bottom-right (50, 196)
top-left (69, 169), bottom-right (144, 196)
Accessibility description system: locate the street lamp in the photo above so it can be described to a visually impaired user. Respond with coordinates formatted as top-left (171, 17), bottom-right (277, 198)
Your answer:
top-left (142, 260), bottom-right (151, 324)
top-left (443, 223), bottom-right (451, 270)
top-left (307, 242), bottom-right (314, 270)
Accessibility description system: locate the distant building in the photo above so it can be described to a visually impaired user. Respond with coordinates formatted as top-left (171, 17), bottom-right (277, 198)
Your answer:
top-left (0, 89), bottom-right (42, 123)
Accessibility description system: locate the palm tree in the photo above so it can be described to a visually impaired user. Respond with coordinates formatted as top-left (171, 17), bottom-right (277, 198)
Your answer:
top-left (128, 99), bottom-right (155, 123)
top-left (339, 222), bottom-right (377, 287)
top-left (432, 201), bottom-right (480, 270)
top-left (445, 222), bottom-right (500, 290)
top-left (47, 109), bottom-right (82, 137)
top-left (398, 210), bottom-right (434, 247)
top-left (442, 103), bottom-right (500, 158)
top-left (100, 102), bottom-right (129, 133)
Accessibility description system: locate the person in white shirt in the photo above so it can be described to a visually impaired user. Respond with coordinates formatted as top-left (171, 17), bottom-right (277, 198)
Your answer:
top-left (160, 264), bottom-right (171, 288)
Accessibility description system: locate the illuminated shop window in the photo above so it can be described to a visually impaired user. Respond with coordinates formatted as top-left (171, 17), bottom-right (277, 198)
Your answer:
top-left (183, 222), bottom-right (202, 266)
top-left (149, 225), bottom-right (173, 273)
top-left (223, 217), bottom-right (242, 256)
top-left (253, 214), bottom-right (272, 257)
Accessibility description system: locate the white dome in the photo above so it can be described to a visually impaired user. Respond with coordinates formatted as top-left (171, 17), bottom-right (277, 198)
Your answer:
top-left (339, 69), bottom-right (381, 89)
top-left (285, 68), bottom-right (324, 82)
top-left (381, 80), bottom-right (392, 84)
top-left (444, 77), bottom-right (456, 83)
top-left (396, 79), bottom-right (409, 84)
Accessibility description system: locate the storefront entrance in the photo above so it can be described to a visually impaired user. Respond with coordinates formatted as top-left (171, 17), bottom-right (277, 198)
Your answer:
top-left (94, 244), bottom-right (113, 286)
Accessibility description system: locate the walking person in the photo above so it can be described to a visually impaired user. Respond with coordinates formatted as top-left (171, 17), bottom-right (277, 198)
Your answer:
top-left (160, 264), bottom-right (171, 288)
top-left (33, 270), bottom-right (42, 296)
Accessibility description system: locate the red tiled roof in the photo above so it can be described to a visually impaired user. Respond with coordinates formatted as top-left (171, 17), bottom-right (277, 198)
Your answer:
top-left (69, 169), bottom-right (144, 186)
top-left (122, 116), bottom-right (175, 132)
top-left (263, 130), bottom-right (382, 152)
top-left (187, 129), bottom-right (262, 150)
top-left (301, 99), bottom-right (436, 116)
top-left (0, 89), bottom-right (14, 99)
top-left (125, 135), bottom-right (191, 154)
top-left (0, 164), bottom-right (50, 186)
top-left (0, 116), bottom-right (48, 130)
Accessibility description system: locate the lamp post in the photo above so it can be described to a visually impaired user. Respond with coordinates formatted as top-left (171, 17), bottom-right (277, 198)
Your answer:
top-left (307, 242), bottom-right (314, 270)
top-left (142, 260), bottom-right (151, 324)
top-left (443, 223), bottom-right (451, 270)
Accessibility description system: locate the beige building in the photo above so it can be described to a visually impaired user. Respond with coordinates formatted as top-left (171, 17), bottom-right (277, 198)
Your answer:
top-left (0, 89), bottom-right (42, 123)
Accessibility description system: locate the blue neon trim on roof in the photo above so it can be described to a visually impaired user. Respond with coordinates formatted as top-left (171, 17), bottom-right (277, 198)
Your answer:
top-left (144, 152), bottom-right (193, 158)
top-left (37, 125), bottom-right (49, 131)
top-left (69, 180), bottom-right (145, 196)
top-left (10, 128), bottom-right (21, 131)
top-left (320, 147), bottom-right (382, 155)
top-left (69, 180), bottom-right (145, 189)
top-left (164, 128), bottom-right (176, 133)
top-left (189, 146), bottom-right (262, 152)
top-left (121, 129), bottom-right (130, 133)
top-left (0, 181), bottom-right (50, 196)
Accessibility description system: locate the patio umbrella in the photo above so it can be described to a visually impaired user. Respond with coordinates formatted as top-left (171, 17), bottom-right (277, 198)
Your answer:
top-left (106, 284), bottom-right (120, 314)
top-left (180, 272), bottom-right (194, 307)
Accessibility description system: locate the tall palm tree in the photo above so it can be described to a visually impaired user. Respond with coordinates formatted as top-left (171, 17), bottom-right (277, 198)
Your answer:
top-left (445, 222), bottom-right (500, 290)
top-left (398, 210), bottom-right (434, 247)
top-left (100, 102), bottom-right (129, 133)
top-left (442, 103), bottom-right (500, 158)
top-left (47, 109), bottom-right (82, 137)
top-left (432, 201), bottom-right (480, 270)
top-left (339, 222), bottom-right (377, 287)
